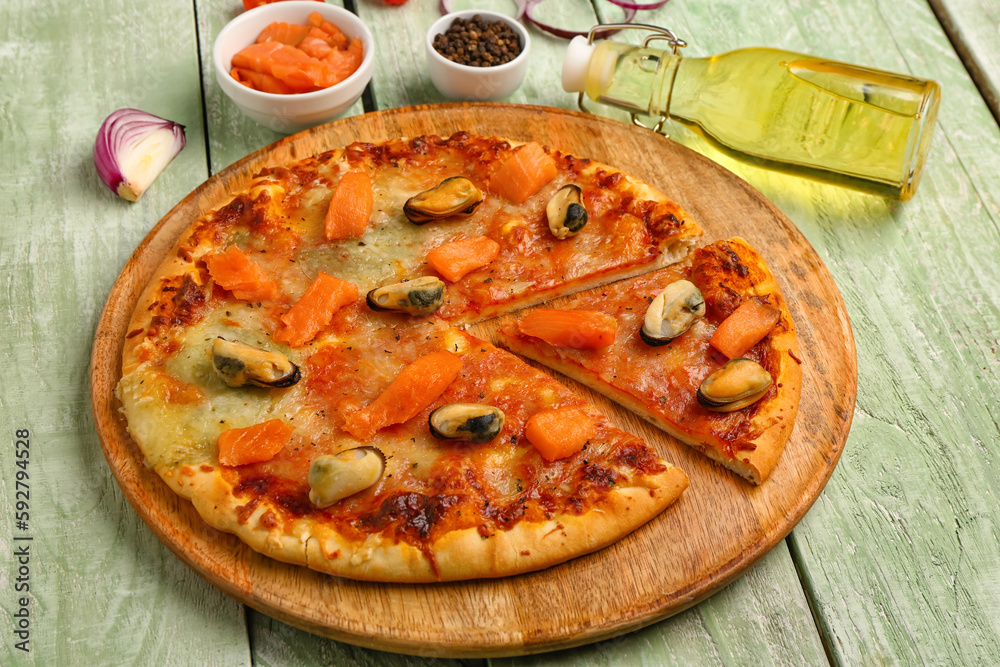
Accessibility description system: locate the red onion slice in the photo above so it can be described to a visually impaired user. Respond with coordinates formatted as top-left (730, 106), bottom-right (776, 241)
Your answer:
top-left (607, 0), bottom-right (670, 10)
top-left (524, 0), bottom-right (636, 39)
top-left (94, 109), bottom-right (186, 202)
top-left (439, 0), bottom-right (641, 40)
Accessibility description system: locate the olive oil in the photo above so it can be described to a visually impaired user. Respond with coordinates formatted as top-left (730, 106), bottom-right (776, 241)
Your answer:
top-left (563, 37), bottom-right (941, 200)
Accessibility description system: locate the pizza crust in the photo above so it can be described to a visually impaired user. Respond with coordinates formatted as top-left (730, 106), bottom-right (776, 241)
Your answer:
top-left (162, 461), bottom-right (688, 582)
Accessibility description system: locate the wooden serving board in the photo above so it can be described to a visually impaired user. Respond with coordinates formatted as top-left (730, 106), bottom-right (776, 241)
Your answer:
top-left (90, 104), bottom-right (856, 658)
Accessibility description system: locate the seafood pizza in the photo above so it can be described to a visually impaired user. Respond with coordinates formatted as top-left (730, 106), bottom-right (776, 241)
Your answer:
top-left (115, 133), bottom-right (798, 582)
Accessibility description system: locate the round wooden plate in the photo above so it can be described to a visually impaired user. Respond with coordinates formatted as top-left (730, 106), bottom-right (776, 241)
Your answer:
top-left (90, 104), bottom-right (856, 658)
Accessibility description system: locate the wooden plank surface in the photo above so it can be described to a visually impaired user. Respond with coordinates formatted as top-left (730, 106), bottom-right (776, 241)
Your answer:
top-left (89, 103), bottom-right (853, 657)
top-left (491, 543), bottom-right (827, 667)
top-left (928, 0), bottom-right (1000, 121)
top-left (0, 0), bottom-right (250, 664)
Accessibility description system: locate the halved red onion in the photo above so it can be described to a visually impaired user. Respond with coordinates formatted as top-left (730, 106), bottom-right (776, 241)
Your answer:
top-left (94, 108), bottom-right (186, 202)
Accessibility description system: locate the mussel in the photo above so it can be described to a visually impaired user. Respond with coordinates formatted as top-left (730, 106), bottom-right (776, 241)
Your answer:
top-left (428, 403), bottom-right (505, 443)
top-left (404, 177), bottom-right (484, 224)
top-left (211, 338), bottom-right (300, 388)
top-left (640, 280), bottom-right (706, 346)
top-left (546, 184), bottom-right (588, 239)
top-left (308, 447), bottom-right (386, 508)
top-left (696, 358), bottom-right (772, 412)
top-left (366, 276), bottom-right (446, 316)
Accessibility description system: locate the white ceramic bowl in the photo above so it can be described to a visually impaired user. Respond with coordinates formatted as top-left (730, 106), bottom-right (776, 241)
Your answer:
top-left (213, 2), bottom-right (374, 134)
top-left (425, 11), bottom-right (530, 101)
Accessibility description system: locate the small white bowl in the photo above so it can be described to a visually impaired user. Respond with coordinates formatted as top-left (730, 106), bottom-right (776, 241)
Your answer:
top-left (425, 11), bottom-right (530, 102)
top-left (213, 2), bottom-right (374, 134)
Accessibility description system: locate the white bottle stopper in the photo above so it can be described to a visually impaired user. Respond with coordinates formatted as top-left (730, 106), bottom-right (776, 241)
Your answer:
top-left (562, 36), bottom-right (596, 93)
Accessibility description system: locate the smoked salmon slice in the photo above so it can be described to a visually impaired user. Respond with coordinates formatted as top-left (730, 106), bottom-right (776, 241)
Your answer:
top-left (325, 171), bottom-right (373, 240)
top-left (299, 35), bottom-right (334, 61)
top-left (255, 22), bottom-right (311, 46)
top-left (489, 143), bottom-right (558, 204)
top-left (525, 407), bottom-right (597, 462)
top-left (217, 419), bottom-right (294, 467)
top-left (325, 38), bottom-right (364, 83)
top-left (426, 235), bottom-right (500, 282)
top-left (205, 246), bottom-right (279, 303)
top-left (518, 309), bottom-right (618, 349)
top-left (309, 12), bottom-right (349, 48)
top-left (710, 299), bottom-right (781, 358)
top-left (231, 67), bottom-right (295, 95)
top-left (274, 272), bottom-right (358, 347)
top-left (343, 350), bottom-right (463, 441)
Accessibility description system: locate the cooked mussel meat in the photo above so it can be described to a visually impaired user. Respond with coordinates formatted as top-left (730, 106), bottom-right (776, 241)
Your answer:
top-left (428, 403), bottom-right (505, 443)
top-left (640, 280), bottom-right (706, 347)
top-left (366, 276), bottom-right (446, 316)
top-left (404, 177), bottom-right (484, 224)
top-left (211, 338), bottom-right (300, 388)
top-left (697, 358), bottom-right (772, 412)
top-left (308, 447), bottom-right (386, 508)
top-left (546, 184), bottom-right (588, 239)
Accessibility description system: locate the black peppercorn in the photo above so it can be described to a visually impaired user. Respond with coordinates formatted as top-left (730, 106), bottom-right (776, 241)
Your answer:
top-left (432, 15), bottom-right (523, 67)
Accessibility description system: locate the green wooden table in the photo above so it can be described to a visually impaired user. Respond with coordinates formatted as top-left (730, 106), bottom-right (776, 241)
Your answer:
top-left (3, 0), bottom-right (999, 664)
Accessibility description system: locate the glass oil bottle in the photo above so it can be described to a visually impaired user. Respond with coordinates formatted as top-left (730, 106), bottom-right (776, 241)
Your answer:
top-left (562, 26), bottom-right (941, 200)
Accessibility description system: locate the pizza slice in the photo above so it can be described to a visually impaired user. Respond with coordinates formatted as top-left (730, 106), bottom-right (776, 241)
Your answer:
top-left (219, 133), bottom-right (702, 326)
top-left (495, 238), bottom-right (802, 484)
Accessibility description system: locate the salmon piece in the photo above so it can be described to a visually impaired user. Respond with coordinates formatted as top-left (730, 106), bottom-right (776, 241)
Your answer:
top-left (489, 143), bottom-right (558, 204)
top-left (321, 20), bottom-right (350, 49)
top-left (710, 298), bottom-right (781, 358)
top-left (325, 171), bottom-right (373, 240)
top-left (218, 419), bottom-right (294, 467)
top-left (274, 272), bottom-right (359, 347)
top-left (518, 309), bottom-right (618, 349)
top-left (324, 38), bottom-right (363, 85)
top-left (231, 67), bottom-right (295, 94)
top-left (307, 12), bottom-right (349, 48)
top-left (306, 26), bottom-right (331, 41)
top-left (307, 24), bottom-right (348, 50)
top-left (264, 44), bottom-right (331, 91)
top-left (232, 41), bottom-right (329, 93)
top-left (256, 22), bottom-right (311, 46)
top-left (343, 351), bottom-right (463, 441)
top-left (205, 246), bottom-right (278, 302)
top-left (525, 408), bottom-right (597, 462)
top-left (231, 40), bottom-right (283, 73)
top-left (426, 235), bottom-right (500, 282)
top-left (299, 35), bottom-right (333, 61)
